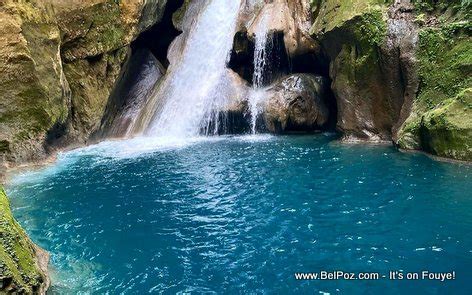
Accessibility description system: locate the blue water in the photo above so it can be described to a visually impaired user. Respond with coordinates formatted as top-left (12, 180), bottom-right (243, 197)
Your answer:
top-left (6, 135), bottom-right (472, 294)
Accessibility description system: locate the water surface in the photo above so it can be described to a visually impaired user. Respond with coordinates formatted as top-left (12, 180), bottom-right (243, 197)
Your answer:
top-left (6, 135), bottom-right (472, 294)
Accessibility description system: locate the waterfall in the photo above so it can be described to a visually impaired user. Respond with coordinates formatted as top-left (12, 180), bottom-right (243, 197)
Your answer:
top-left (131, 0), bottom-right (242, 138)
top-left (249, 14), bottom-right (272, 134)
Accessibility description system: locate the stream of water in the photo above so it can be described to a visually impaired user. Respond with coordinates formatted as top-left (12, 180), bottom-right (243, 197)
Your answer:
top-left (131, 0), bottom-right (242, 137)
top-left (249, 12), bottom-right (272, 134)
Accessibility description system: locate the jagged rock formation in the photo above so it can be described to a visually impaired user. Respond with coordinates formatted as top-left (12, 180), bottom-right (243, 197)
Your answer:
top-left (0, 187), bottom-right (49, 294)
top-left (0, 0), bottom-right (168, 167)
top-left (262, 74), bottom-right (330, 133)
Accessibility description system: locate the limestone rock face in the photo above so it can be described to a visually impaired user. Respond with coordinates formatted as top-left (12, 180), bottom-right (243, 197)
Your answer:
top-left (311, 0), bottom-right (419, 142)
top-left (98, 48), bottom-right (166, 138)
top-left (0, 0), bottom-right (168, 164)
top-left (0, 0), bottom-right (69, 163)
top-left (53, 0), bottom-right (167, 144)
top-left (263, 74), bottom-right (330, 133)
top-left (309, 0), bottom-right (470, 160)
top-left (396, 0), bottom-right (472, 160)
top-left (53, 0), bottom-right (166, 62)
top-left (418, 89), bottom-right (472, 160)
top-left (245, 0), bottom-right (317, 58)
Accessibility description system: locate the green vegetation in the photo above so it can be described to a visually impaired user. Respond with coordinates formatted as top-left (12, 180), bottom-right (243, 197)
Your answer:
top-left (420, 89), bottom-right (472, 160)
top-left (397, 3), bottom-right (472, 160)
top-left (0, 187), bottom-right (46, 293)
top-left (310, 0), bottom-right (390, 35)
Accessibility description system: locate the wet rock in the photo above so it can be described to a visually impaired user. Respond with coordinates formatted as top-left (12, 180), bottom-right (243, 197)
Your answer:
top-left (418, 89), bottom-right (472, 160)
top-left (262, 74), bottom-right (330, 133)
top-left (310, 0), bottom-right (418, 142)
top-left (95, 48), bottom-right (165, 138)
top-left (396, 0), bottom-right (472, 160)
top-left (244, 0), bottom-right (317, 58)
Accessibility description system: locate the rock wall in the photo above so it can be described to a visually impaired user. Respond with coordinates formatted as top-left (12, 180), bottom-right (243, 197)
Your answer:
top-left (0, 187), bottom-right (49, 294)
top-left (0, 0), bottom-right (68, 164)
top-left (309, 0), bottom-right (471, 160)
top-left (396, 0), bottom-right (471, 160)
top-left (310, 0), bottom-right (418, 142)
top-left (0, 1), bottom-right (168, 291)
top-left (0, 0), bottom-right (168, 168)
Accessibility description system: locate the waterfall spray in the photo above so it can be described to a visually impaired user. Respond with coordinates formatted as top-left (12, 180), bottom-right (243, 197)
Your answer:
top-left (130, 0), bottom-right (242, 138)
top-left (249, 13), bottom-right (272, 134)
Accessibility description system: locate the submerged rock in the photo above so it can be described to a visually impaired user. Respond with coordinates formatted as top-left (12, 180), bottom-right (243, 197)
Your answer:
top-left (262, 74), bottom-right (330, 133)
top-left (0, 187), bottom-right (49, 294)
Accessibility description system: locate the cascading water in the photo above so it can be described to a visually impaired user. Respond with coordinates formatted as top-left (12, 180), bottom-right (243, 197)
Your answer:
top-left (131, 0), bottom-right (242, 138)
top-left (249, 14), bottom-right (272, 134)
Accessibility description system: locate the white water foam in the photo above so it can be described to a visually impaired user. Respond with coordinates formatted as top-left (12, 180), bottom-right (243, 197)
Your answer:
top-left (249, 12), bottom-right (272, 133)
top-left (133, 0), bottom-right (242, 138)
top-left (7, 134), bottom-right (277, 186)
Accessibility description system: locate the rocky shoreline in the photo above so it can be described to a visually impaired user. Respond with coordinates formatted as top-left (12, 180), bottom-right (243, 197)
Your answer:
top-left (0, 188), bottom-right (49, 294)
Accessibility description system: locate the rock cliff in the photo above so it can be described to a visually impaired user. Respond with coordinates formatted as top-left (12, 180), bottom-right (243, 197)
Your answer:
top-left (309, 0), bottom-right (471, 160)
top-left (396, 0), bottom-right (471, 160)
top-left (0, 0), bottom-right (168, 169)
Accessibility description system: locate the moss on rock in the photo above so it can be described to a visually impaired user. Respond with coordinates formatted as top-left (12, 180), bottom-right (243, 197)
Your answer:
top-left (310, 0), bottom-right (390, 37)
top-left (419, 89), bottom-right (472, 160)
top-left (0, 0), bottom-right (168, 164)
top-left (397, 5), bottom-right (472, 160)
top-left (0, 187), bottom-right (49, 294)
top-left (64, 47), bottom-right (129, 139)
top-left (0, 0), bottom-right (69, 164)
top-left (309, 0), bottom-right (411, 141)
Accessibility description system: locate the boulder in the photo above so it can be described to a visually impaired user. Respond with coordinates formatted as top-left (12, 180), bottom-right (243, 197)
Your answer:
top-left (262, 74), bottom-right (330, 133)
top-left (417, 89), bottom-right (472, 160)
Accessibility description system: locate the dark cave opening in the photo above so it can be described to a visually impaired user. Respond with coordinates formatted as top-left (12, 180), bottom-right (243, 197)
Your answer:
top-left (290, 51), bottom-right (331, 78)
top-left (131, 0), bottom-right (185, 68)
top-left (228, 30), bottom-right (290, 86)
top-left (96, 0), bottom-right (187, 139)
